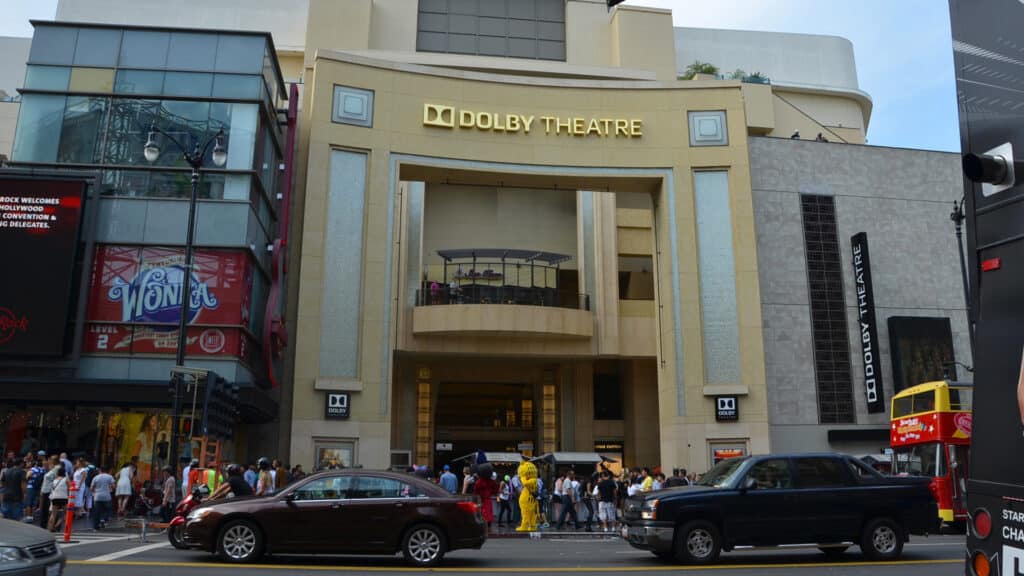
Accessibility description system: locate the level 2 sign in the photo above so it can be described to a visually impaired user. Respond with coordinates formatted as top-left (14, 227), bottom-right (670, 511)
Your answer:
top-left (325, 393), bottom-right (350, 419)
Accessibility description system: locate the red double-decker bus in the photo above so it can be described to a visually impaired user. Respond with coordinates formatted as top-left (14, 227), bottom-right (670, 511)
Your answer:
top-left (890, 380), bottom-right (973, 529)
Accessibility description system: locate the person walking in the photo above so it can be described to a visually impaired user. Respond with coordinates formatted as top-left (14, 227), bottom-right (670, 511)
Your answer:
top-left (182, 458), bottom-right (199, 496)
top-left (160, 466), bottom-right (177, 523)
top-left (90, 465), bottom-right (115, 530)
top-left (556, 470), bottom-right (580, 530)
top-left (472, 471), bottom-right (498, 530)
top-left (72, 458), bottom-right (88, 518)
top-left (255, 458), bottom-right (274, 496)
top-left (38, 456), bottom-right (59, 529)
top-left (509, 471), bottom-right (523, 525)
top-left (596, 471), bottom-right (618, 532)
top-left (47, 467), bottom-right (69, 532)
top-left (640, 467), bottom-right (654, 492)
top-left (580, 473), bottom-right (596, 532)
top-left (25, 456), bottom-right (44, 523)
top-left (244, 463), bottom-right (257, 490)
top-left (496, 475), bottom-right (513, 526)
top-left (461, 466), bottom-right (475, 495)
top-left (439, 465), bottom-right (458, 494)
top-left (0, 458), bottom-right (27, 521)
top-left (115, 462), bottom-right (133, 516)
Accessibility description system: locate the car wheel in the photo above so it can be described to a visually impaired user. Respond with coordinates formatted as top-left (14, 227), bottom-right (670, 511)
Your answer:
top-left (168, 525), bottom-right (187, 549)
top-left (217, 519), bottom-right (264, 563)
top-left (818, 545), bottom-right (849, 559)
top-left (674, 520), bottom-right (721, 564)
top-left (402, 524), bottom-right (447, 567)
top-left (860, 518), bottom-right (903, 561)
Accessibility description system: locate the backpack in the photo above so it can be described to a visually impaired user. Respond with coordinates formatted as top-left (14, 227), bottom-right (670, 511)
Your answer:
top-left (85, 465), bottom-right (99, 488)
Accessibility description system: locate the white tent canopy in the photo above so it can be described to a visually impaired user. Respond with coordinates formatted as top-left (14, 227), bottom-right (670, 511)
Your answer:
top-left (451, 451), bottom-right (525, 464)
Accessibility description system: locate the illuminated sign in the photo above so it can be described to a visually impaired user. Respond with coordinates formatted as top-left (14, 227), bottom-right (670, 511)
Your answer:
top-left (423, 103), bottom-right (643, 138)
top-left (0, 176), bottom-right (86, 357)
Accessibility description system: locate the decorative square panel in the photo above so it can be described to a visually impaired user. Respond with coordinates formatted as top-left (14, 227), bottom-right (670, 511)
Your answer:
top-left (332, 85), bottom-right (374, 127)
top-left (688, 110), bottom-right (728, 147)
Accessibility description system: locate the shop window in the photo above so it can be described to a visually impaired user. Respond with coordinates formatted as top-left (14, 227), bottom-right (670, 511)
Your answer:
top-left (618, 256), bottom-right (654, 300)
top-left (593, 373), bottom-right (623, 420)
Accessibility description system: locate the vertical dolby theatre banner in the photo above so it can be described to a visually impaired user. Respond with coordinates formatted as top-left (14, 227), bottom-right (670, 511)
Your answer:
top-left (950, 0), bottom-right (1024, 572)
top-left (850, 232), bottom-right (884, 413)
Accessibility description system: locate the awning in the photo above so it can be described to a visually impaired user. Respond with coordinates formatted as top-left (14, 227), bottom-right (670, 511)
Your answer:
top-left (451, 451), bottom-right (525, 464)
top-left (531, 452), bottom-right (617, 464)
top-left (437, 248), bottom-right (573, 266)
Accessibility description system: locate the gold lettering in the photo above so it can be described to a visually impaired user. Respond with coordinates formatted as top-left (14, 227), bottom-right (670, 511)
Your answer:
top-left (557, 117), bottom-right (572, 135)
top-left (541, 116), bottom-right (555, 134)
top-left (523, 115), bottom-right (536, 133)
top-left (630, 119), bottom-right (643, 137)
top-left (460, 110), bottom-right (475, 128)
top-left (615, 119), bottom-right (629, 136)
top-left (600, 118), bottom-right (614, 136)
top-left (572, 117), bottom-right (585, 135)
top-left (476, 112), bottom-right (493, 130)
top-left (507, 115), bottom-right (520, 132)
top-left (494, 113), bottom-right (507, 131)
top-left (587, 118), bottom-right (602, 136)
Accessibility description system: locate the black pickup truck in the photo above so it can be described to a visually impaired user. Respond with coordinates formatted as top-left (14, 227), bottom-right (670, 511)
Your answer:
top-left (623, 453), bottom-right (938, 564)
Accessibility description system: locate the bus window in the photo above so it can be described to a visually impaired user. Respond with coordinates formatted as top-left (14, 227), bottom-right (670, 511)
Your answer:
top-left (893, 395), bottom-right (914, 418)
top-left (913, 391), bottom-right (935, 413)
top-left (893, 442), bottom-right (945, 477)
top-left (949, 387), bottom-right (973, 411)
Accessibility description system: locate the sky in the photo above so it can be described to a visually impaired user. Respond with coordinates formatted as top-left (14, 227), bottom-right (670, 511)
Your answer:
top-left (0, 0), bottom-right (961, 153)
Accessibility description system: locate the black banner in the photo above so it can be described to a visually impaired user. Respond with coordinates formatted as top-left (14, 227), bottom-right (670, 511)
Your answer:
top-left (851, 232), bottom-right (884, 413)
top-left (0, 177), bottom-right (86, 357)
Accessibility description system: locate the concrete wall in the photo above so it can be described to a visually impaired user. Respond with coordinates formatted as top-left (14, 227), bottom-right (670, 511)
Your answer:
top-left (421, 184), bottom-right (579, 278)
top-left (675, 27), bottom-right (859, 90)
top-left (0, 101), bottom-right (18, 161)
top-left (0, 37), bottom-right (30, 97)
top-left (749, 137), bottom-right (972, 453)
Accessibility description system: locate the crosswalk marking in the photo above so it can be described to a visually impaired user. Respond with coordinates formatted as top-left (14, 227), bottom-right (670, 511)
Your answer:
top-left (84, 541), bottom-right (170, 561)
top-left (58, 534), bottom-right (136, 548)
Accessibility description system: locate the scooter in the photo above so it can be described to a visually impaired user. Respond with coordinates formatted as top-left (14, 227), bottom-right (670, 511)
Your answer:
top-left (168, 484), bottom-right (210, 549)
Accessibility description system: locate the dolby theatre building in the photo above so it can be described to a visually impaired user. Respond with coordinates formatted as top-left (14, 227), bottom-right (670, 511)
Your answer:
top-left (13, 0), bottom-right (969, 473)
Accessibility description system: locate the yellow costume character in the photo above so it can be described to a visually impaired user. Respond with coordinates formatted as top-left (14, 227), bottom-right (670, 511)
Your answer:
top-left (516, 461), bottom-right (540, 532)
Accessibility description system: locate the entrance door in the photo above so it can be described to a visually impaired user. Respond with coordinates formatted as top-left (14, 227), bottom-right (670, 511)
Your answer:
top-left (433, 381), bottom-right (537, 472)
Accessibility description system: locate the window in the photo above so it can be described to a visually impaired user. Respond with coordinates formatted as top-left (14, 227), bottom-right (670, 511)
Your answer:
top-left (618, 256), bottom-right (654, 300)
top-left (795, 457), bottom-right (848, 488)
top-left (24, 66), bottom-right (71, 91)
top-left (745, 459), bottom-right (793, 490)
top-left (166, 32), bottom-right (217, 71)
top-left (69, 68), bottom-right (115, 93)
top-left (29, 26), bottom-right (78, 66)
top-left (73, 28), bottom-right (121, 67)
top-left (58, 97), bottom-right (107, 164)
top-left (846, 458), bottom-right (883, 481)
top-left (893, 442), bottom-right (945, 477)
top-left (162, 72), bottom-right (213, 98)
top-left (12, 94), bottom-right (66, 163)
top-left (352, 477), bottom-right (423, 499)
top-left (801, 194), bottom-right (855, 423)
top-left (119, 30), bottom-right (170, 69)
top-left (417, 0), bottom-right (566, 61)
top-left (114, 70), bottom-right (164, 95)
top-left (215, 35), bottom-right (265, 74)
top-left (291, 476), bottom-right (352, 501)
top-left (593, 372), bottom-right (623, 420)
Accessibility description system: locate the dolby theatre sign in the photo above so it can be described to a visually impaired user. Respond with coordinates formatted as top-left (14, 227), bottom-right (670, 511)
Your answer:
top-left (423, 103), bottom-right (643, 138)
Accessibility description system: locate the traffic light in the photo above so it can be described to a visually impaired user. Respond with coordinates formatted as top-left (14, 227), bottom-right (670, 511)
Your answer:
top-left (200, 372), bottom-right (238, 439)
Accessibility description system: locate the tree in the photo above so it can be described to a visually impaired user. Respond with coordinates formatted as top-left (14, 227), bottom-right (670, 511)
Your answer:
top-left (728, 69), bottom-right (747, 80)
top-left (681, 61), bottom-right (719, 80)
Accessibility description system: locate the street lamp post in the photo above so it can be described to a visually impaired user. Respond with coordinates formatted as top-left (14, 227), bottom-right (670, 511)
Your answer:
top-left (143, 124), bottom-right (227, 475)
top-left (950, 196), bottom-right (976, 360)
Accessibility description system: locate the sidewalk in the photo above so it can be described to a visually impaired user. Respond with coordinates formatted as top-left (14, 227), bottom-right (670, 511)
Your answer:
top-left (487, 521), bottom-right (621, 539)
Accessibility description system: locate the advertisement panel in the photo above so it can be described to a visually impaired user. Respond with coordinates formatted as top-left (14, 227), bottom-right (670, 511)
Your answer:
top-left (0, 177), bottom-right (86, 357)
top-left (887, 317), bottom-right (957, 393)
top-left (84, 246), bottom-right (253, 360)
top-left (949, 0), bottom-right (1024, 572)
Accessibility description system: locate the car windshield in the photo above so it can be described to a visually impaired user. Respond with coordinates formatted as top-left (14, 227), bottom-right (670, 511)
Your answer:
top-left (697, 457), bottom-right (748, 488)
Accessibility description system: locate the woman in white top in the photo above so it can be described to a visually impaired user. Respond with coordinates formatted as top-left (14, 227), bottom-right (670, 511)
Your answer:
top-left (48, 467), bottom-right (70, 532)
top-left (72, 460), bottom-right (88, 516)
top-left (115, 463), bottom-right (133, 516)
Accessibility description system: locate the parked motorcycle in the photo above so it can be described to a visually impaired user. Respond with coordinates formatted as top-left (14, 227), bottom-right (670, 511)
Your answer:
top-left (168, 484), bottom-right (210, 549)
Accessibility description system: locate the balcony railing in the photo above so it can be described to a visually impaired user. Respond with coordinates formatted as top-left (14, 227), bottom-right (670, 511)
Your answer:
top-left (416, 285), bottom-right (589, 311)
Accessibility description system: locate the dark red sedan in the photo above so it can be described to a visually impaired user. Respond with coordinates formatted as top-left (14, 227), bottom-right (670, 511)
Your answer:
top-left (182, 469), bottom-right (486, 566)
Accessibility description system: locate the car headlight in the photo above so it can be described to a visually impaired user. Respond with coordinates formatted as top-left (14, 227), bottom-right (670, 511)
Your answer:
top-left (640, 499), bottom-right (659, 520)
top-left (187, 507), bottom-right (214, 521)
top-left (0, 546), bottom-right (30, 564)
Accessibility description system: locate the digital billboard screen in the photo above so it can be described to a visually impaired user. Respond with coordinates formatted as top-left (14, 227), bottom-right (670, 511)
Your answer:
top-left (0, 176), bottom-right (86, 357)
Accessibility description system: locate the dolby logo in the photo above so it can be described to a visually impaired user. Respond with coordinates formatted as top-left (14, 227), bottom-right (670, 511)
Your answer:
top-left (423, 104), bottom-right (455, 128)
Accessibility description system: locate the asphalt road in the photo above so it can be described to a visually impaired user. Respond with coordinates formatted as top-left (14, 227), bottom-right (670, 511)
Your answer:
top-left (60, 532), bottom-right (966, 576)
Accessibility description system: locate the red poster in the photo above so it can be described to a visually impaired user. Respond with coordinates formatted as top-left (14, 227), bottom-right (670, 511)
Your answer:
top-left (84, 246), bottom-right (254, 361)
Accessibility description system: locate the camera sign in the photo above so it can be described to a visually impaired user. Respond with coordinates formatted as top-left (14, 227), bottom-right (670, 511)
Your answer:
top-left (715, 396), bottom-right (739, 421)
top-left (325, 393), bottom-right (350, 419)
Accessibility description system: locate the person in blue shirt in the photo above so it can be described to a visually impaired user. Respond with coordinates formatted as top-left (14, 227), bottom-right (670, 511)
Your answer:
top-left (439, 465), bottom-right (458, 494)
top-left (244, 464), bottom-right (258, 490)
